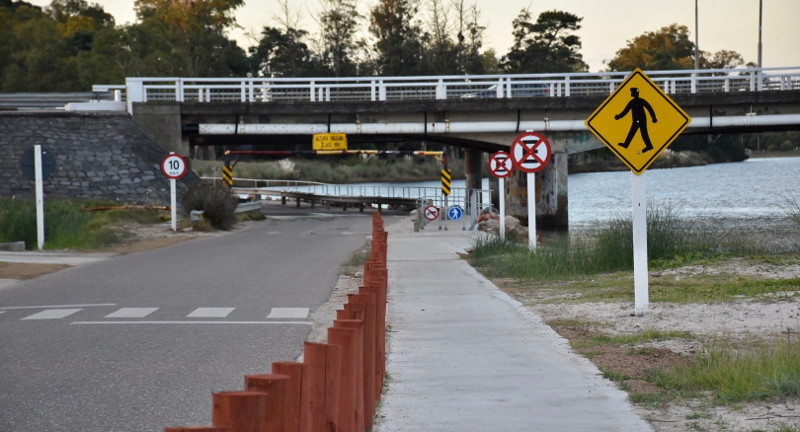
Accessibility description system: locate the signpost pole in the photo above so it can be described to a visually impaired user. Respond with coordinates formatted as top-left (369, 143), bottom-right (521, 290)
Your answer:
top-left (527, 173), bottom-right (536, 250)
top-left (170, 177), bottom-right (178, 232)
top-left (34, 145), bottom-right (45, 250)
top-left (499, 177), bottom-right (506, 238)
top-left (632, 172), bottom-right (649, 315)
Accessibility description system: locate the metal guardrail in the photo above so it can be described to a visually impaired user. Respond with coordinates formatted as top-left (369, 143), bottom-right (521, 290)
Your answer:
top-left (0, 92), bottom-right (117, 110)
top-left (202, 177), bottom-right (493, 229)
top-left (94, 67), bottom-right (800, 111)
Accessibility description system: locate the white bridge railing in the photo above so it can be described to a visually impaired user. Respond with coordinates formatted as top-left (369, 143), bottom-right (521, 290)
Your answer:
top-left (94, 67), bottom-right (800, 112)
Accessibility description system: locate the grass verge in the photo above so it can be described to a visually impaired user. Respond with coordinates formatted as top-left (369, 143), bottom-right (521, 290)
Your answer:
top-left (469, 201), bottom-right (800, 429)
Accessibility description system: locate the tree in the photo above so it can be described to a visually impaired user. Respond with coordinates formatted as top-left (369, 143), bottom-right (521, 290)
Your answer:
top-left (607, 24), bottom-right (746, 72)
top-left (0, 1), bottom-right (81, 91)
top-left (316, 0), bottom-right (362, 76)
top-left (501, 8), bottom-right (588, 73)
top-left (369, 0), bottom-right (429, 76)
top-left (704, 49), bottom-right (744, 70)
top-left (607, 24), bottom-right (695, 71)
top-left (250, 26), bottom-right (323, 77)
top-left (132, 0), bottom-right (248, 77)
top-left (457, 1), bottom-right (488, 74)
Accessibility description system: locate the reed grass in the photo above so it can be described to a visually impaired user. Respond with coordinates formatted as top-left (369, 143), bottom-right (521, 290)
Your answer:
top-left (0, 198), bottom-right (163, 250)
top-left (652, 336), bottom-right (800, 403)
top-left (192, 156), bottom-right (462, 184)
top-left (781, 197), bottom-right (800, 226)
top-left (471, 202), bottom-right (734, 281)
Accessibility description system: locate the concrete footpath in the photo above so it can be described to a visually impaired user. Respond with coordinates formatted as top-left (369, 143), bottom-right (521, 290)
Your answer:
top-left (375, 223), bottom-right (654, 431)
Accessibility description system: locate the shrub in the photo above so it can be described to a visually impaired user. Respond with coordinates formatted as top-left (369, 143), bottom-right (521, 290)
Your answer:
top-left (182, 182), bottom-right (239, 230)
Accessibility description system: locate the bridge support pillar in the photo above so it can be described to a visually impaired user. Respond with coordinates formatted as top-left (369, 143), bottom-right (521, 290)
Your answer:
top-left (537, 151), bottom-right (568, 229)
top-left (507, 151), bottom-right (568, 230)
top-left (132, 103), bottom-right (188, 156)
top-left (464, 149), bottom-right (483, 213)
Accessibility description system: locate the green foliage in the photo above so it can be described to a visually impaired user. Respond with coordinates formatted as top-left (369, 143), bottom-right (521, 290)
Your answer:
top-left (470, 202), bottom-right (791, 283)
top-left (607, 23), bottom-right (746, 72)
top-left (652, 338), bottom-right (800, 403)
top-left (192, 156), bottom-right (458, 184)
top-left (0, 198), bottom-right (163, 250)
top-left (249, 26), bottom-right (322, 77)
top-left (181, 181), bottom-right (239, 230)
top-left (502, 8), bottom-right (588, 73)
top-left (369, 0), bottom-right (428, 76)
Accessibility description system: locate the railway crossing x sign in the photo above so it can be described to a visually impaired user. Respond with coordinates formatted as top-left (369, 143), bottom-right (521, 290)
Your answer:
top-left (585, 68), bottom-right (691, 174)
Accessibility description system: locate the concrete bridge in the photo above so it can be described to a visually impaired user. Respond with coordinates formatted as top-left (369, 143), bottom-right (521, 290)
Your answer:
top-left (86, 67), bottom-right (800, 228)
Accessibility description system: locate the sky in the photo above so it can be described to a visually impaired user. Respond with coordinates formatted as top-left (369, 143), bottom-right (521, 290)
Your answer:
top-left (25, 0), bottom-right (800, 72)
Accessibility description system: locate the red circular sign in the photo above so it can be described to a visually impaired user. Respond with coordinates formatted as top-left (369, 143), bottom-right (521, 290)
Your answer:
top-left (488, 151), bottom-right (514, 178)
top-left (424, 205), bottom-right (440, 221)
top-left (161, 153), bottom-right (188, 179)
top-left (510, 131), bottom-right (551, 173)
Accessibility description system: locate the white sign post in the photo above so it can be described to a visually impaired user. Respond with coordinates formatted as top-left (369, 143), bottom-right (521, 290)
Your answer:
top-left (34, 145), bottom-right (45, 250)
top-left (161, 153), bottom-right (188, 232)
top-left (488, 151), bottom-right (513, 238)
top-left (585, 69), bottom-right (692, 316)
top-left (632, 172), bottom-right (649, 315)
top-left (510, 132), bottom-right (552, 250)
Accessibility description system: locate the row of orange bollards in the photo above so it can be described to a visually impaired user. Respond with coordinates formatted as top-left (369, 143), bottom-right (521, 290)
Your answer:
top-left (166, 212), bottom-right (389, 432)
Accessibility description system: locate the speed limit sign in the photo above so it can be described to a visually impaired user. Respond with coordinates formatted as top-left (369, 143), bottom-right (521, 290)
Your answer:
top-left (161, 153), bottom-right (188, 179)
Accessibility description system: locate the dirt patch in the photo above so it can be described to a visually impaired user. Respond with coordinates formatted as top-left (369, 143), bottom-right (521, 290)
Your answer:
top-left (0, 262), bottom-right (71, 280)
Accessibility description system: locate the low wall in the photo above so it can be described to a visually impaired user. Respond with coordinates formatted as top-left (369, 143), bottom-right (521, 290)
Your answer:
top-left (0, 111), bottom-right (198, 205)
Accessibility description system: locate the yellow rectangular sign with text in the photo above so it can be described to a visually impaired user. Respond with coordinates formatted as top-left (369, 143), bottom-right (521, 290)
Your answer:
top-left (313, 133), bottom-right (348, 151)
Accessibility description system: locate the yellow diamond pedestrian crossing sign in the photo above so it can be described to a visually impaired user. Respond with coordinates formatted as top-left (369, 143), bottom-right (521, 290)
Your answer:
top-left (585, 68), bottom-right (691, 175)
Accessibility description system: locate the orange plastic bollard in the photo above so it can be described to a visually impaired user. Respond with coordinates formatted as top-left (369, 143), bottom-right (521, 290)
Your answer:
top-left (212, 391), bottom-right (267, 432)
top-left (299, 342), bottom-right (341, 432)
top-left (245, 374), bottom-right (290, 432)
top-left (271, 362), bottom-right (303, 432)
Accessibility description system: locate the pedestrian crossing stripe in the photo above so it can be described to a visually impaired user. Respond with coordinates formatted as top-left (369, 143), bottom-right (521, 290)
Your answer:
top-left (6, 306), bottom-right (311, 322)
top-left (186, 307), bottom-right (235, 318)
top-left (105, 308), bottom-right (159, 319)
top-left (21, 309), bottom-right (82, 320)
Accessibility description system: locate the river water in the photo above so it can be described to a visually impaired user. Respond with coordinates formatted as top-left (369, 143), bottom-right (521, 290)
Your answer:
top-left (568, 157), bottom-right (799, 226)
top-left (353, 157), bottom-right (799, 226)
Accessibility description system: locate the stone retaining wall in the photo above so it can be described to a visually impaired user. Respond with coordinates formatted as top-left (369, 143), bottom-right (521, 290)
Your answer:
top-left (0, 112), bottom-right (198, 205)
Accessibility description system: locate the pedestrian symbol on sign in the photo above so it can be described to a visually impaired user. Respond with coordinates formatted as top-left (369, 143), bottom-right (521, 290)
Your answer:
top-left (447, 206), bottom-right (463, 221)
top-left (615, 87), bottom-right (657, 154)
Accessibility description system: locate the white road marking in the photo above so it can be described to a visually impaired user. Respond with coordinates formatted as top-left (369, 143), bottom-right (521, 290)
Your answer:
top-left (71, 320), bottom-right (312, 325)
top-left (267, 307), bottom-right (310, 319)
top-left (105, 308), bottom-right (159, 319)
top-left (0, 303), bottom-right (115, 310)
top-left (22, 309), bottom-right (82, 320)
top-left (186, 307), bottom-right (235, 318)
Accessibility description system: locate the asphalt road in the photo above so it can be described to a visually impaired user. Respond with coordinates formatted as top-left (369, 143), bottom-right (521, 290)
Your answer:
top-left (0, 214), bottom-right (376, 431)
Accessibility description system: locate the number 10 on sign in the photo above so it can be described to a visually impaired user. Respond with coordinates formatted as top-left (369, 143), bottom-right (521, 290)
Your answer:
top-left (161, 153), bottom-right (188, 232)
